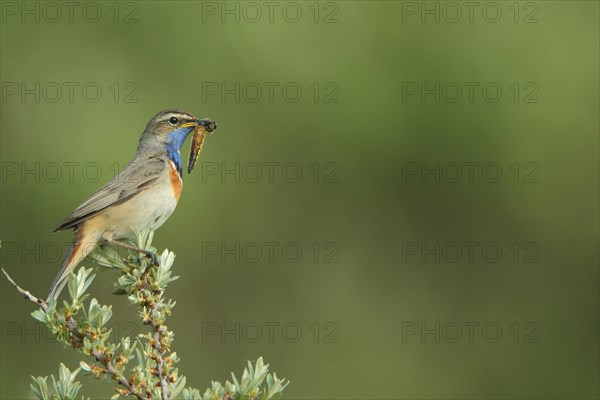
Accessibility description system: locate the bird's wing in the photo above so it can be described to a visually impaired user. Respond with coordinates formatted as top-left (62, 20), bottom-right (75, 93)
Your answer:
top-left (52, 157), bottom-right (167, 232)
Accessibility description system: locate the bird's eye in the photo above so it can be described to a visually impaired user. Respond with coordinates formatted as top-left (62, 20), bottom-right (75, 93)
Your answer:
top-left (168, 116), bottom-right (179, 125)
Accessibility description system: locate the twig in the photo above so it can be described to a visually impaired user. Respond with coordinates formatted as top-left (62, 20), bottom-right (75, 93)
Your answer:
top-left (144, 295), bottom-right (169, 400)
top-left (1, 267), bottom-right (48, 309)
top-left (137, 258), bottom-right (170, 400)
top-left (1, 266), bottom-right (144, 400)
top-left (152, 326), bottom-right (170, 400)
top-left (92, 349), bottom-right (144, 400)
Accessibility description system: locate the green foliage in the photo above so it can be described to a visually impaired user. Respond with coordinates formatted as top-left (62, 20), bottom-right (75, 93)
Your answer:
top-left (30, 364), bottom-right (87, 400)
top-left (27, 229), bottom-right (288, 400)
top-left (182, 357), bottom-right (288, 400)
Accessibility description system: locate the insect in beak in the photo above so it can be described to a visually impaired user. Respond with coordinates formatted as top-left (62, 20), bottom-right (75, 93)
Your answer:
top-left (188, 118), bottom-right (217, 173)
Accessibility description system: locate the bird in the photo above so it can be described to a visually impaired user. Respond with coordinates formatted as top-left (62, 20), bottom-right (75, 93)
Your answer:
top-left (46, 109), bottom-right (217, 301)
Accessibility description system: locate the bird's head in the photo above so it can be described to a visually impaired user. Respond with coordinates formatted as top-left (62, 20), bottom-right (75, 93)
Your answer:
top-left (142, 109), bottom-right (215, 142)
top-left (138, 109), bottom-right (217, 174)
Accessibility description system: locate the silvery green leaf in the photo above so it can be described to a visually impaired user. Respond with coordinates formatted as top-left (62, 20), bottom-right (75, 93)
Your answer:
top-left (135, 348), bottom-right (145, 368)
top-left (183, 388), bottom-right (202, 400)
top-left (67, 272), bottom-right (78, 303)
top-left (87, 299), bottom-right (99, 321)
top-left (69, 268), bottom-right (95, 303)
top-left (58, 363), bottom-right (70, 385)
top-left (170, 376), bottom-right (186, 398)
top-left (47, 298), bottom-right (57, 313)
top-left (98, 305), bottom-right (113, 326)
top-left (32, 309), bottom-right (49, 323)
top-left (231, 371), bottom-right (240, 390)
top-left (265, 373), bottom-right (288, 399)
top-left (30, 376), bottom-right (49, 400)
top-left (223, 381), bottom-right (236, 395)
top-left (79, 362), bottom-right (91, 372)
top-left (159, 249), bottom-right (175, 269)
top-left (50, 373), bottom-right (61, 398)
top-left (89, 247), bottom-right (127, 269)
top-left (133, 228), bottom-right (154, 250)
top-left (77, 268), bottom-right (95, 297)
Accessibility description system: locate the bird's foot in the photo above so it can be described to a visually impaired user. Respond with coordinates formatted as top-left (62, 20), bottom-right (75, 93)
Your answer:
top-left (144, 250), bottom-right (159, 266)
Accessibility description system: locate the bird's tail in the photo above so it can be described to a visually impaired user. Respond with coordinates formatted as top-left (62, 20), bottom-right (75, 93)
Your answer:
top-left (46, 238), bottom-right (97, 302)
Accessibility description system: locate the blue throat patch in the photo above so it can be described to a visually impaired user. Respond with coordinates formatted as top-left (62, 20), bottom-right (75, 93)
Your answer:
top-left (166, 126), bottom-right (195, 176)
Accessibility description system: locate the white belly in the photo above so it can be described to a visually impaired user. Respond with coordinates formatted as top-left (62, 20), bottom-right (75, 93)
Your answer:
top-left (99, 169), bottom-right (181, 240)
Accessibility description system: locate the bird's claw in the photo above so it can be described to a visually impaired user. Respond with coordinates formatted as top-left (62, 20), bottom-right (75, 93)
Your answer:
top-left (144, 251), bottom-right (159, 266)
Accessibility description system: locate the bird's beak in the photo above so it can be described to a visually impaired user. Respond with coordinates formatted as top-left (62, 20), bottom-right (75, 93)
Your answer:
top-left (180, 121), bottom-right (198, 129)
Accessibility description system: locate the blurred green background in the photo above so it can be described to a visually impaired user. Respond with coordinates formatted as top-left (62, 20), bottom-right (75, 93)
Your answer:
top-left (1, 1), bottom-right (598, 399)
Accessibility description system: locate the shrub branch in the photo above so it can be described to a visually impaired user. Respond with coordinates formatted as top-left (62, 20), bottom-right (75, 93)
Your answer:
top-left (1, 230), bottom-right (288, 400)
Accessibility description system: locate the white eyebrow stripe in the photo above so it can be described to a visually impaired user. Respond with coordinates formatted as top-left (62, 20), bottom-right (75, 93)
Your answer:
top-left (160, 113), bottom-right (193, 122)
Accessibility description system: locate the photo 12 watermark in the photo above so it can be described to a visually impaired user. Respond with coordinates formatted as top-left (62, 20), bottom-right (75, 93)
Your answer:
top-left (1, 1), bottom-right (140, 23)
top-left (199, 81), bottom-right (340, 104)
top-left (198, 161), bottom-right (340, 183)
top-left (1, 321), bottom-right (140, 344)
top-left (200, 1), bottom-right (340, 24)
top-left (1, 81), bottom-right (140, 103)
top-left (399, 1), bottom-right (540, 24)
top-left (200, 241), bottom-right (340, 264)
top-left (401, 321), bottom-right (540, 343)
top-left (401, 81), bottom-right (540, 103)
top-left (400, 241), bottom-right (540, 264)
top-left (400, 161), bottom-right (540, 184)
top-left (200, 321), bottom-right (340, 344)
